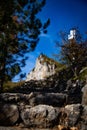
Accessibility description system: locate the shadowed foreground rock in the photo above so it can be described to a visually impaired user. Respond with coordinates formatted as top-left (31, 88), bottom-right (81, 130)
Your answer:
top-left (0, 88), bottom-right (87, 129)
top-left (0, 80), bottom-right (86, 129)
top-left (0, 92), bottom-right (67, 107)
top-left (0, 104), bottom-right (19, 126)
top-left (0, 127), bottom-right (58, 130)
top-left (64, 104), bottom-right (82, 126)
top-left (81, 84), bottom-right (87, 105)
top-left (0, 101), bottom-right (87, 129)
top-left (58, 104), bottom-right (87, 130)
top-left (21, 105), bottom-right (59, 128)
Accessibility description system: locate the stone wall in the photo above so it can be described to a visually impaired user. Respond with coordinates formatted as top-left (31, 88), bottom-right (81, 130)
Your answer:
top-left (0, 92), bottom-right (87, 129)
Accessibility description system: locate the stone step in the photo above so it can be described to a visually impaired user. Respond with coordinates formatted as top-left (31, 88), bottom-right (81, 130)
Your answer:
top-left (0, 92), bottom-right (67, 107)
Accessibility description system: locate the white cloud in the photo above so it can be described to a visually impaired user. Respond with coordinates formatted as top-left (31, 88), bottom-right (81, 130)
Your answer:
top-left (40, 33), bottom-right (50, 38)
top-left (39, 33), bottom-right (53, 43)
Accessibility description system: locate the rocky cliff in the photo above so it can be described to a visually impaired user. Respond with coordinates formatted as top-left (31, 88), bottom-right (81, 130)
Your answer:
top-left (26, 54), bottom-right (62, 81)
top-left (0, 54), bottom-right (87, 130)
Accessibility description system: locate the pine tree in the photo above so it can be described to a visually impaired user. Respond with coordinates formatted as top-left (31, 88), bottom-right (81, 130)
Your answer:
top-left (0, 0), bottom-right (50, 91)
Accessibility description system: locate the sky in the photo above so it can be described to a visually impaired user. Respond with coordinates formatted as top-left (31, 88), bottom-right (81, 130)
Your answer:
top-left (13, 0), bottom-right (87, 81)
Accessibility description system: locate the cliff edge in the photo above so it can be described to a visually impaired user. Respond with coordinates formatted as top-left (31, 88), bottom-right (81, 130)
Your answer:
top-left (26, 54), bottom-right (63, 81)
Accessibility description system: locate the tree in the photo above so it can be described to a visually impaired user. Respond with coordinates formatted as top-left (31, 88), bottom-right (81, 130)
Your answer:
top-left (55, 29), bottom-right (87, 77)
top-left (0, 0), bottom-right (50, 91)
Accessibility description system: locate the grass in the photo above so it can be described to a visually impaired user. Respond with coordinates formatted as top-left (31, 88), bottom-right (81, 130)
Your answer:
top-left (3, 80), bottom-right (25, 92)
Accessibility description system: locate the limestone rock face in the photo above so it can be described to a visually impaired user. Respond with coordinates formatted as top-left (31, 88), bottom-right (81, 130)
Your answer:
top-left (26, 54), bottom-right (57, 81)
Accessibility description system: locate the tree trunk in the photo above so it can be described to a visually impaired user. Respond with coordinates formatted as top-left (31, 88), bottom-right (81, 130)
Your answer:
top-left (0, 67), bottom-right (5, 93)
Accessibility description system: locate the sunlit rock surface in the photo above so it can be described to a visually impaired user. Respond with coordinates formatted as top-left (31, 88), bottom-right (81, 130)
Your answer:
top-left (26, 54), bottom-right (58, 81)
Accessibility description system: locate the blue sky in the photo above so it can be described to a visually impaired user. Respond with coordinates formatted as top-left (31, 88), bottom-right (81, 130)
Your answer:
top-left (13, 0), bottom-right (87, 81)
